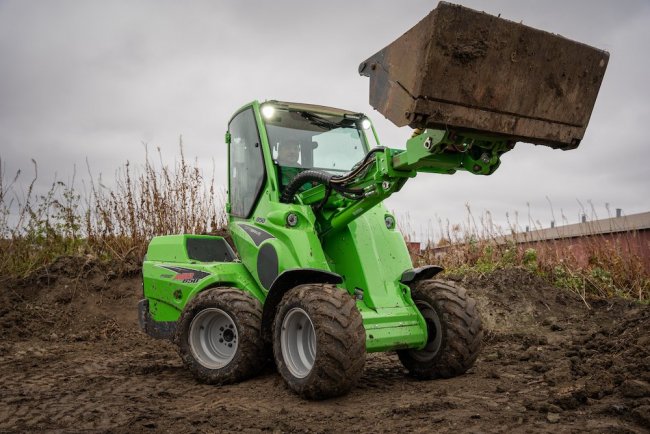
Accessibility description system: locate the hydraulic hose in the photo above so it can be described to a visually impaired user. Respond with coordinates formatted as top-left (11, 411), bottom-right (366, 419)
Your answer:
top-left (330, 147), bottom-right (387, 185)
top-left (280, 147), bottom-right (387, 204)
top-left (280, 170), bottom-right (333, 203)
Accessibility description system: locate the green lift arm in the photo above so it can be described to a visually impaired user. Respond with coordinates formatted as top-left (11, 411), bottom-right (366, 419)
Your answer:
top-left (296, 128), bottom-right (513, 237)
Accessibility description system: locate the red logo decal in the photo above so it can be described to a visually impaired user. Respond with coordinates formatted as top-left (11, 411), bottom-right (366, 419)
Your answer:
top-left (174, 273), bottom-right (194, 281)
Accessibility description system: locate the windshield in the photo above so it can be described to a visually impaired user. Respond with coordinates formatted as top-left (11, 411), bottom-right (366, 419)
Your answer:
top-left (264, 108), bottom-right (368, 173)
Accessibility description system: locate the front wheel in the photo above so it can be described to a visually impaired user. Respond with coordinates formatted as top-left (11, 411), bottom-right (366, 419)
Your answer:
top-left (273, 284), bottom-right (366, 400)
top-left (398, 279), bottom-right (482, 379)
top-left (176, 287), bottom-right (265, 384)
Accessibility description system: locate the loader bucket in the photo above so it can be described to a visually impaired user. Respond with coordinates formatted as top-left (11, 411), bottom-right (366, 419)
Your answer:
top-left (359, 2), bottom-right (609, 149)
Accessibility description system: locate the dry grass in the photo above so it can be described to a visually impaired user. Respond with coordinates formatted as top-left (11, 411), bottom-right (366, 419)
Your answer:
top-left (0, 144), bottom-right (226, 279)
top-left (409, 205), bottom-right (649, 302)
top-left (2, 149), bottom-right (647, 301)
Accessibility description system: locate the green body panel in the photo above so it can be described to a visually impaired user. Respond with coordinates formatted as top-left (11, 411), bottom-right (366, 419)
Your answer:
top-left (141, 99), bottom-right (513, 352)
top-left (143, 235), bottom-right (263, 322)
top-left (322, 204), bottom-right (427, 351)
top-left (323, 205), bottom-right (412, 309)
top-left (230, 206), bottom-right (332, 290)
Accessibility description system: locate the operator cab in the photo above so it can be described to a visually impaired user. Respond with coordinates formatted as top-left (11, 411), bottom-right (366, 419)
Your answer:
top-left (261, 101), bottom-right (375, 192)
top-left (227, 100), bottom-right (378, 219)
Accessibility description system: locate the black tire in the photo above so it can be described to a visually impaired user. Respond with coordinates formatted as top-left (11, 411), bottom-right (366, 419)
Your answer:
top-left (176, 287), bottom-right (265, 385)
top-left (398, 279), bottom-right (482, 379)
top-left (273, 284), bottom-right (366, 400)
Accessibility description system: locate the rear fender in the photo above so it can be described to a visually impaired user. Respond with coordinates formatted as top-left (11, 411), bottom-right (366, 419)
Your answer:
top-left (142, 260), bottom-right (263, 323)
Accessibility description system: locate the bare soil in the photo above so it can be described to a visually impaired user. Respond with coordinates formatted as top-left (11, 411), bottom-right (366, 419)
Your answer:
top-left (1, 260), bottom-right (649, 433)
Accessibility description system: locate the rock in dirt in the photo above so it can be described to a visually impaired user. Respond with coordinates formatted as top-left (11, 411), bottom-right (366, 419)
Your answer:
top-left (552, 387), bottom-right (588, 410)
top-left (547, 413), bottom-right (560, 424)
top-left (619, 379), bottom-right (650, 398)
top-left (631, 405), bottom-right (650, 427)
top-left (543, 359), bottom-right (573, 386)
top-left (608, 403), bottom-right (628, 415)
top-left (638, 335), bottom-right (650, 348)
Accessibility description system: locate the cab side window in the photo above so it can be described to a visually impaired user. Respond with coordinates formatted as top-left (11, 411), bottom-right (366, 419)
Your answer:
top-left (228, 109), bottom-right (265, 217)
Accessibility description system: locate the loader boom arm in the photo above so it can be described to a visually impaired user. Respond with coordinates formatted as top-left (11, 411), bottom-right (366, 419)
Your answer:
top-left (295, 128), bottom-right (513, 236)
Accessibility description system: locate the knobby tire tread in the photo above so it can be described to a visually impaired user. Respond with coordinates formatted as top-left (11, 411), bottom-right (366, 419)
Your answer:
top-left (398, 279), bottom-right (483, 379)
top-left (273, 284), bottom-right (365, 400)
top-left (176, 287), bottom-right (265, 385)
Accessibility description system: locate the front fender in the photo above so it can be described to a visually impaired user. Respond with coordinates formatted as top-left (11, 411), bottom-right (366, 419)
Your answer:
top-left (260, 268), bottom-right (343, 343)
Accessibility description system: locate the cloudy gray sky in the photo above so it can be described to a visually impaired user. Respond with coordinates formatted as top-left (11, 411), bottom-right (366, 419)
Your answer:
top-left (1, 0), bottom-right (649, 240)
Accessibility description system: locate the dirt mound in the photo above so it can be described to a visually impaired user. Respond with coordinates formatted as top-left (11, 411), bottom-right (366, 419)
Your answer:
top-left (0, 257), bottom-right (139, 343)
top-left (457, 267), bottom-right (587, 334)
top-left (1, 253), bottom-right (141, 296)
top-left (1, 265), bottom-right (648, 433)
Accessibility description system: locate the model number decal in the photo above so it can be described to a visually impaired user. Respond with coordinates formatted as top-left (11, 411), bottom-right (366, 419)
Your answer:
top-left (158, 265), bottom-right (210, 284)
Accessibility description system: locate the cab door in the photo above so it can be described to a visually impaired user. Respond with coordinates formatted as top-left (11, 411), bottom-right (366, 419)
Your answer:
top-left (227, 107), bottom-right (266, 219)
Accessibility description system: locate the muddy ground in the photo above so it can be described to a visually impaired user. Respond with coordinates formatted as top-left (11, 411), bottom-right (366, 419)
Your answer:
top-left (1, 259), bottom-right (649, 433)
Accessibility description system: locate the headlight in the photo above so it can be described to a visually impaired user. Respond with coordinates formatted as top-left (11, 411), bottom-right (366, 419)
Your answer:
top-left (261, 104), bottom-right (275, 119)
top-left (361, 118), bottom-right (372, 130)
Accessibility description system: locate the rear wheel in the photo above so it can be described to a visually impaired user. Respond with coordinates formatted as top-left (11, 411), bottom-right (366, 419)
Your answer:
top-left (176, 287), bottom-right (265, 384)
top-left (273, 284), bottom-right (366, 399)
top-left (398, 279), bottom-right (482, 379)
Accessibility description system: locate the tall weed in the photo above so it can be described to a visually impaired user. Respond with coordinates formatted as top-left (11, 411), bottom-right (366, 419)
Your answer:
top-left (0, 145), bottom-right (226, 278)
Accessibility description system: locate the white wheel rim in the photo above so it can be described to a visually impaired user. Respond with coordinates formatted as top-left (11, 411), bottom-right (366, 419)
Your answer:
top-left (189, 308), bottom-right (238, 369)
top-left (281, 307), bottom-right (316, 378)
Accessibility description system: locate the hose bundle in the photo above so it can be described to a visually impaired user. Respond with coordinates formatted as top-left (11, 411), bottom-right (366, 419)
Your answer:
top-left (280, 170), bottom-right (333, 204)
top-left (280, 147), bottom-right (387, 205)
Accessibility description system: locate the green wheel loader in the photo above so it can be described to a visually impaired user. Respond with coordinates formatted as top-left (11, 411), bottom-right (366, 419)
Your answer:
top-left (139, 2), bottom-right (608, 399)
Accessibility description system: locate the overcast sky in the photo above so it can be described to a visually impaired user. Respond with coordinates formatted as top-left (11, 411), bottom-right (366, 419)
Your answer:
top-left (1, 0), bottom-right (649, 241)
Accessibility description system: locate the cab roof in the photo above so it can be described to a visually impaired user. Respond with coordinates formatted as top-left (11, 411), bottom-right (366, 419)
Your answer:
top-left (267, 100), bottom-right (363, 117)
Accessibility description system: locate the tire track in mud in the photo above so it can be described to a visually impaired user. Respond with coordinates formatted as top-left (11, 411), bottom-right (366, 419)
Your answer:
top-left (1, 271), bottom-right (649, 433)
top-left (0, 338), bottom-right (287, 432)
